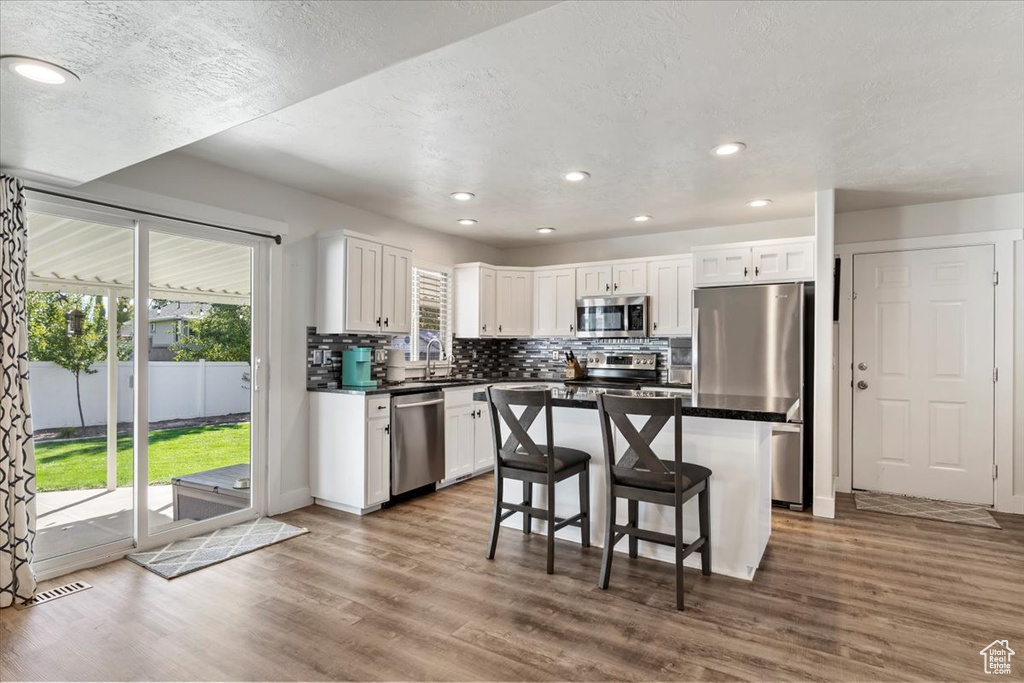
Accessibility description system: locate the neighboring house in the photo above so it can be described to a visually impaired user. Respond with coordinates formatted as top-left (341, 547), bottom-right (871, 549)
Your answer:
top-left (148, 302), bottom-right (207, 361)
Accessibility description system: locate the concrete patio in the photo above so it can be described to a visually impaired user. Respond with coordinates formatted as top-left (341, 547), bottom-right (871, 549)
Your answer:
top-left (36, 485), bottom-right (174, 561)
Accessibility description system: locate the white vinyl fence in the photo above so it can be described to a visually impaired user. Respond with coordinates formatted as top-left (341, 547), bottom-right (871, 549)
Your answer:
top-left (29, 361), bottom-right (251, 430)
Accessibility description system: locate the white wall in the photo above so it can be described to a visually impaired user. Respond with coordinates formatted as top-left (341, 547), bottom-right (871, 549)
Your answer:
top-left (502, 216), bottom-right (814, 266)
top-left (80, 152), bottom-right (501, 513)
top-left (835, 193), bottom-right (1024, 244)
top-left (30, 361), bottom-right (250, 429)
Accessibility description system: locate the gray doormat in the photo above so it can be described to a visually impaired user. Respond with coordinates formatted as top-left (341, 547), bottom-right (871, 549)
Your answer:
top-left (854, 491), bottom-right (1001, 529)
top-left (127, 518), bottom-right (308, 579)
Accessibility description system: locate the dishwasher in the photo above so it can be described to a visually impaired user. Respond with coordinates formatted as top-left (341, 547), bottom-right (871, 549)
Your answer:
top-left (391, 391), bottom-right (446, 496)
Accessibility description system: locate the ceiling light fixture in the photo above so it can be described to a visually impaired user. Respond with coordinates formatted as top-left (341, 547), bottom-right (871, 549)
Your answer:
top-left (633, 215), bottom-right (652, 223)
top-left (450, 191), bottom-right (475, 201)
top-left (1, 55), bottom-right (79, 85)
top-left (711, 142), bottom-right (746, 156)
top-left (563, 171), bottom-right (590, 182)
top-left (747, 199), bottom-right (772, 208)
top-left (457, 218), bottom-right (477, 225)
top-left (537, 227), bottom-right (556, 234)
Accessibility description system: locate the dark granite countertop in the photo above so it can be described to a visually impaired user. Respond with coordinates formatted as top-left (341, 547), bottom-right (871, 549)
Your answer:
top-left (472, 384), bottom-right (800, 423)
top-left (308, 376), bottom-right (529, 396)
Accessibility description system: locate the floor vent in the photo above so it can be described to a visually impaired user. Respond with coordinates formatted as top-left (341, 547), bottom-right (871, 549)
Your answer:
top-left (14, 581), bottom-right (92, 609)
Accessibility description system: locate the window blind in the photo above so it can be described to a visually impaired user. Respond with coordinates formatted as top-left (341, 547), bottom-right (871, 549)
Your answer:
top-left (411, 267), bottom-right (451, 361)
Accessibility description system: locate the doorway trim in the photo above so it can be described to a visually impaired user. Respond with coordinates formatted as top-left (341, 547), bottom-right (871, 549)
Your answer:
top-left (835, 229), bottom-right (1021, 514)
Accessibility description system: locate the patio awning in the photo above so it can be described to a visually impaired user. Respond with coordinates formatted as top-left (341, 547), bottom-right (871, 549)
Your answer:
top-left (27, 211), bottom-right (252, 304)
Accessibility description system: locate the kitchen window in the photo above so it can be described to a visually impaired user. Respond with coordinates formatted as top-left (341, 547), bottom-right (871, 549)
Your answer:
top-left (403, 265), bottom-right (452, 363)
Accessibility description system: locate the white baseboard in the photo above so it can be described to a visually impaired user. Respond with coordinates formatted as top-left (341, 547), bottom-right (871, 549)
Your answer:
top-left (270, 487), bottom-right (313, 515)
top-left (813, 495), bottom-right (836, 519)
top-left (313, 498), bottom-right (381, 516)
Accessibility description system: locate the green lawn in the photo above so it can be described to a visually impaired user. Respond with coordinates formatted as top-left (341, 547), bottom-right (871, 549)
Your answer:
top-left (35, 423), bottom-right (250, 492)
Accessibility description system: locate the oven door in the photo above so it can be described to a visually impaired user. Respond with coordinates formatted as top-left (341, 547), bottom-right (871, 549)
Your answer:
top-left (576, 296), bottom-right (648, 338)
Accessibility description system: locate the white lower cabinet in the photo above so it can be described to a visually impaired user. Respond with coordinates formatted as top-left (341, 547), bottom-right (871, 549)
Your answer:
top-left (310, 392), bottom-right (391, 514)
top-left (443, 386), bottom-right (494, 483)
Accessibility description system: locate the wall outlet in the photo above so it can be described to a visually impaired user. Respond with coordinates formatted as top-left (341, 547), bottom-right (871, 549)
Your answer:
top-left (551, 350), bottom-right (562, 361)
top-left (374, 348), bottom-right (388, 363)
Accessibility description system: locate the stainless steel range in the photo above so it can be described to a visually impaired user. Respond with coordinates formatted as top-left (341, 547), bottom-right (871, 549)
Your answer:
top-left (565, 351), bottom-right (660, 389)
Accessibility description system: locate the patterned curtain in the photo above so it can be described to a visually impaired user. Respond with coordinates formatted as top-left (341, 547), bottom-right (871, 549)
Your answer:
top-left (0, 174), bottom-right (37, 607)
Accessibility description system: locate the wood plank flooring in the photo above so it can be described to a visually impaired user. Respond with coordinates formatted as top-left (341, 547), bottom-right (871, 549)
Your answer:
top-left (2, 476), bottom-right (1022, 681)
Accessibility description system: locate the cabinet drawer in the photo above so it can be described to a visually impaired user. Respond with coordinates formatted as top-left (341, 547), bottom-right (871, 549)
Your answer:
top-left (367, 395), bottom-right (391, 415)
top-left (444, 385), bottom-right (487, 407)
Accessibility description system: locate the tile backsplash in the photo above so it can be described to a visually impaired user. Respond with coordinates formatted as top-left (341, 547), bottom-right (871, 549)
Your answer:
top-left (307, 328), bottom-right (672, 388)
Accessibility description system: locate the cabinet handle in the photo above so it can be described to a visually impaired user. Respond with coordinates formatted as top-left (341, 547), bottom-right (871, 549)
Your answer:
top-left (605, 283), bottom-right (611, 292)
top-left (377, 405), bottom-right (387, 410)
top-left (653, 322), bottom-right (658, 331)
top-left (476, 409), bottom-right (482, 418)
top-left (498, 324), bottom-right (502, 333)
top-left (384, 317), bottom-right (389, 327)
top-left (754, 267), bottom-right (759, 277)
top-left (613, 282), bottom-right (618, 291)
top-left (569, 324), bottom-right (574, 333)
top-left (482, 324), bottom-right (487, 332)
top-left (743, 267), bottom-right (749, 277)
top-left (471, 411), bottom-right (476, 420)
top-left (376, 316), bottom-right (382, 327)
top-left (384, 424), bottom-right (390, 435)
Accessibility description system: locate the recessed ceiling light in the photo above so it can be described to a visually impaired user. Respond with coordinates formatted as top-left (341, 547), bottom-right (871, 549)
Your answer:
top-left (633, 215), bottom-right (652, 223)
top-left (1, 56), bottom-right (79, 85)
top-left (450, 191), bottom-right (475, 201)
top-left (563, 171), bottom-right (590, 182)
top-left (457, 218), bottom-right (477, 225)
top-left (747, 199), bottom-right (772, 208)
top-left (711, 142), bottom-right (746, 156)
top-left (537, 227), bottom-right (556, 234)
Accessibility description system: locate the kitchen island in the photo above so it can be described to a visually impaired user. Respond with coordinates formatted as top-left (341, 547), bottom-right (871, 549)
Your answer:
top-left (474, 384), bottom-right (799, 580)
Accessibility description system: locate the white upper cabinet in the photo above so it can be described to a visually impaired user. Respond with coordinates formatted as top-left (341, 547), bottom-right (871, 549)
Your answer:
top-left (533, 268), bottom-right (576, 337)
top-left (380, 245), bottom-right (412, 334)
top-left (751, 241), bottom-right (815, 282)
top-left (693, 239), bottom-right (814, 287)
top-left (648, 257), bottom-right (694, 336)
top-left (316, 234), bottom-right (412, 334)
top-left (611, 261), bottom-right (648, 295)
top-left (455, 264), bottom-right (496, 338)
top-left (576, 265), bottom-right (613, 297)
top-left (496, 270), bottom-right (532, 337)
top-left (577, 261), bottom-right (648, 297)
top-left (693, 247), bottom-right (752, 287)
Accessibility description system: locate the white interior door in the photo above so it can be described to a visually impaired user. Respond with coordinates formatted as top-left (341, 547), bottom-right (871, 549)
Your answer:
top-left (852, 246), bottom-right (995, 505)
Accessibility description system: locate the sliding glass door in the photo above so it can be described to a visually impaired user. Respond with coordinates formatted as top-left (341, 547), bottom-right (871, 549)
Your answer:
top-left (27, 208), bottom-right (137, 562)
top-left (25, 195), bottom-right (268, 571)
top-left (143, 228), bottom-right (256, 537)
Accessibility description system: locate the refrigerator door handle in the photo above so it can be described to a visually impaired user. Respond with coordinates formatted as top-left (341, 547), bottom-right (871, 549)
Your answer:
top-left (691, 305), bottom-right (699, 396)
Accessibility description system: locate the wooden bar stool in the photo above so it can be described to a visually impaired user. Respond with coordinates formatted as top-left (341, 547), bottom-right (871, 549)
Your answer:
top-left (595, 393), bottom-right (712, 610)
top-left (485, 386), bottom-right (591, 574)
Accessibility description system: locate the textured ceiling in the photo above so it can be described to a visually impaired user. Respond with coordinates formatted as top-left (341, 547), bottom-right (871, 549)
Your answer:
top-left (0, 0), bottom-right (556, 185)
top-left (182, 0), bottom-right (1024, 248)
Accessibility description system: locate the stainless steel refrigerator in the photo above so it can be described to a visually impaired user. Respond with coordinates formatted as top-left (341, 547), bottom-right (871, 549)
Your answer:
top-left (693, 283), bottom-right (814, 509)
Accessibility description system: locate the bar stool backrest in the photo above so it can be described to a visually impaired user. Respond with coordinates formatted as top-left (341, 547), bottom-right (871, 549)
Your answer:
top-left (486, 386), bottom-right (555, 476)
top-left (595, 394), bottom-right (683, 493)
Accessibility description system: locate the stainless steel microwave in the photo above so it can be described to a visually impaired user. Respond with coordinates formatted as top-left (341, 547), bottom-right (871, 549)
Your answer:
top-left (575, 296), bottom-right (649, 338)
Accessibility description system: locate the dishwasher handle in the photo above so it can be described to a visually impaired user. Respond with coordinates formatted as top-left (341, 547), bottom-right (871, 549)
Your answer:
top-left (394, 398), bottom-right (445, 409)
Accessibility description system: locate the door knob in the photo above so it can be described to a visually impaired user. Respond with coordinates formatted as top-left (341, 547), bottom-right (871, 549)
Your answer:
top-left (857, 380), bottom-right (868, 390)
top-left (857, 362), bottom-right (868, 371)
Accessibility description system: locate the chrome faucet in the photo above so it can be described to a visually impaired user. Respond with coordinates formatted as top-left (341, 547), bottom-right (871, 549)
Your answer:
top-left (426, 338), bottom-right (446, 377)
